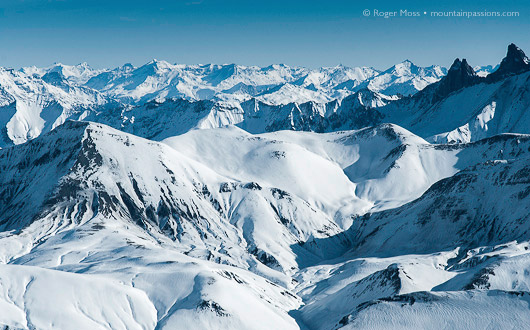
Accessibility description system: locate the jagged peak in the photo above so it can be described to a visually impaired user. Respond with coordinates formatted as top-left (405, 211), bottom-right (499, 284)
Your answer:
top-left (506, 43), bottom-right (529, 65)
top-left (448, 58), bottom-right (474, 73)
top-left (449, 58), bottom-right (461, 70)
top-left (487, 43), bottom-right (530, 81)
top-left (430, 57), bottom-right (478, 99)
top-left (382, 60), bottom-right (416, 75)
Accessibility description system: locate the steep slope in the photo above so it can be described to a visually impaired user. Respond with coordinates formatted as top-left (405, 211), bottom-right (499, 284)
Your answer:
top-left (0, 121), bottom-right (360, 276)
top-left (233, 89), bottom-right (395, 134)
top-left (0, 121), bottom-right (322, 329)
top-left (4, 45), bottom-right (530, 329)
top-left (486, 43), bottom-right (530, 82)
top-left (7, 119), bottom-right (524, 277)
top-left (348, 146), bottom-right (530, 257)
top-left (1, 120), bottom-right (530, 329)
top-left (289, 133), bottom-right (530, 330)
top-left (84, 88), bottom-right (396, 141)
top-left (92, 98), bottom-right (244, 141)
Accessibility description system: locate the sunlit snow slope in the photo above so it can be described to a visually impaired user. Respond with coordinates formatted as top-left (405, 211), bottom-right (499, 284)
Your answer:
top-left (1, 43), bottom-right (530, 330)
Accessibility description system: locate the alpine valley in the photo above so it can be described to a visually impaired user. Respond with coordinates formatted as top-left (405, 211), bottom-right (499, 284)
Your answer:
top-left (1, 44), bottom-right (530, 330)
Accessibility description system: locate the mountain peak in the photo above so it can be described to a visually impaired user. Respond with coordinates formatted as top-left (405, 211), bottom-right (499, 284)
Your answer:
top-left (449, 58), bottom-right (460, 69)
top-left (379, 60), bottom-right (417, 77)
top-left (76, 62), bottom-right (91, 69)
top-left (487, 43), bottom-right (530, 81)
top-left (506, 43), bottom-right (528, 64)
top-left (448, 58), bottom-right (472, 72)
top-left (393, 59), bottom-right (414, 67)
top-left (433, 58), bottom-right (478, 99)
top-left (393, 59), bottom-right (414, 70)
top-left (265, 64), bottom-right (289, 71)
top-left (144, 59), bottom-right (172, 70)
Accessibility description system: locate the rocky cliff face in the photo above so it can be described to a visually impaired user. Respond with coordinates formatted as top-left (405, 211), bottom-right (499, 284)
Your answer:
top-left (432, 58), bottom-right (480, 101)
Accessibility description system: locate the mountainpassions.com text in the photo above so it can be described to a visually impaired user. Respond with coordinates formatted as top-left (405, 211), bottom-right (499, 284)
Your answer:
top-left (363, 9), bottom-right (520, 19)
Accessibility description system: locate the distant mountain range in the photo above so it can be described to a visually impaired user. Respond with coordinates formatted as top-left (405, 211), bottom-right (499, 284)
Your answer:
top-left (1, 44), bottom-right (528, 149)
top-left (20, 59), bottom-right (446, 104)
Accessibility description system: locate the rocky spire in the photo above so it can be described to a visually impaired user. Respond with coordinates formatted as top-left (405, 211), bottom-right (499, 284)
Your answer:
top-left (487, 43), bottom-right (530, 82)
top-left (434, 58), bottom-right (479, 99)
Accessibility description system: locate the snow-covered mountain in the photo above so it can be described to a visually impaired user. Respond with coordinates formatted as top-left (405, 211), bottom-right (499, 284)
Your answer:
top-left (371, 43), bottom-right (530, 143)
top-left (347, 137), bottom-right (530, 257)
top-left (0, 121), bottom-right (466, 273)
top-left (0, 66), bottom-right (115, 147)
top-left (17, 59), bottom-right (444, 106)
top-left (100, 46), bottom-right (530, 141)
top-left (474, 64), bottom-right (499, 77)
top-left (80, 61), bottom-right (445, 104)
top-left (22, 62), bottom-right (106, 84)
top-left (360, 60), bottom-right (446, 96)
top-left (2, 118), bottom-right (530, 328)
top-left (0, 59), bottom-right (448, 147)
top-left (80, 61), bottom-right (365, 104)
top-left (2, 43), bottom-right (530, 329)
top-left (4, 43), bottom-right (530, 149)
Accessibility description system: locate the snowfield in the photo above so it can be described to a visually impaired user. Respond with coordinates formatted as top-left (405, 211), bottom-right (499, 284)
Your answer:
top-left (1, 43), bottom-right (530, 329)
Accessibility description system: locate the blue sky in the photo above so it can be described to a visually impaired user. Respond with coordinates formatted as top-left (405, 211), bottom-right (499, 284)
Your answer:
top-left (0, 0), bottom-right (528, 70)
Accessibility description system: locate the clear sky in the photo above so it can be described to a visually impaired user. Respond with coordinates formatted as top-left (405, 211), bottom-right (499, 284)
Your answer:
top-left (0, 0), bottom-right (529, 70)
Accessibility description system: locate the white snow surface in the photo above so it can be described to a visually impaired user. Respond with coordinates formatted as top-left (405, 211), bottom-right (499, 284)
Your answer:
top-left (2, 49), bottom-right (530, 329)
top-left (0, 118), bottom-right (529, 328)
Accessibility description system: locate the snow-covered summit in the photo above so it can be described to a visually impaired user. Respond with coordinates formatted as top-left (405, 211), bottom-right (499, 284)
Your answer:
top-left (22, 62), bottom-right (105, 84)
top-left (363, 60), bottom-right (446, 96)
